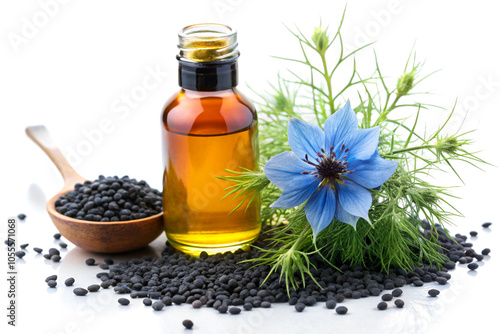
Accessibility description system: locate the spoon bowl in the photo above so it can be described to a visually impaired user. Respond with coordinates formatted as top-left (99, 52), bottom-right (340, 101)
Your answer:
top-left (26, 125), bottom-right (164, 253)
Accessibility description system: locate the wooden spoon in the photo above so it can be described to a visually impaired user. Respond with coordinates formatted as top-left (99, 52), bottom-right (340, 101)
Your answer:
top-left (26, 125), bottom-right (164, 253)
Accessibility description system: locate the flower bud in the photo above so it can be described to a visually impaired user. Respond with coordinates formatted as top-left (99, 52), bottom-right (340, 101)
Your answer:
top-left (312, 27), bottom-right (329, 53)
top-left (396, 71), bottom-right (415, 97)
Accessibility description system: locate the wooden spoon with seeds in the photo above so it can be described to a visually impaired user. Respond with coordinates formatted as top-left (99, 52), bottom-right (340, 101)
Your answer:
top-left (26, 125), bottom-right (163, 253)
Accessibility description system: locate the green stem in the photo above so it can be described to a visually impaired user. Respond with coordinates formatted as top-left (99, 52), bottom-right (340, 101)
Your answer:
top-left (320, 51), bottom-right (335, 114)
top-left (390, 144), bottom-right (436, 155)
top-left (291, 225), bottom-right (311, 252)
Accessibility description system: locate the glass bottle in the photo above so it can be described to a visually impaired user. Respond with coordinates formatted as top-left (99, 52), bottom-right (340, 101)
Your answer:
top-left (161, 24), bottom-right (260, 255)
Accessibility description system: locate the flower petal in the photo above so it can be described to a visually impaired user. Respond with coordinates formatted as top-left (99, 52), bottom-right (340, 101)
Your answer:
top-left (287, 118), bottom-right (325, 160)
top-left (270, 178), bottom-right (319, 209)
top-left (305, 186), bottom-right (336, 240)
top-left (334, 197), bottom-right (360, 228)
top-left (348, 151), bottom-right (398, 189)
top-left (264, 151), bottom-right (316, 191)
top-left (336, 179), bottom-right (372, 221)
top-left (324, 100), bottom-right (358, 150)
top-left (343, 127), bottom-right (380, 162)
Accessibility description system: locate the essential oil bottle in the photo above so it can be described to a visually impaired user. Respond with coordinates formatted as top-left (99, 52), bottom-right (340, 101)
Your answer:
top-left (161, 24), bottom-right (260, 255)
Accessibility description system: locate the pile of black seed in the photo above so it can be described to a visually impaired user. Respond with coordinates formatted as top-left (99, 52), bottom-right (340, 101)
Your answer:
top-left (54, 175), bottom-right (162, 222)
top-left (66, 220), bottom-right (492, 316)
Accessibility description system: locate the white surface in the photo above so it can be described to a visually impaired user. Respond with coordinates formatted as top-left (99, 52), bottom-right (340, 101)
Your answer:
top-left (1, 1), bottom-right (500, 334)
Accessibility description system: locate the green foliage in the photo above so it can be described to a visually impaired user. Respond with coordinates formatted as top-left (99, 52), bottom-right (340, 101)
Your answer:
top-left (221, 8), bottom-right (487, 291)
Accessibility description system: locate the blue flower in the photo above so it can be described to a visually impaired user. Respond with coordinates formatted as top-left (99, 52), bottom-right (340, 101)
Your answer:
top-left (264, 101), bottom-right (398, 239)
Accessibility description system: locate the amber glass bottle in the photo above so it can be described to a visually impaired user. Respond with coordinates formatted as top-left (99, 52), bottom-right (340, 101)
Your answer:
top-left (161, 24), bottom-right (260, 255)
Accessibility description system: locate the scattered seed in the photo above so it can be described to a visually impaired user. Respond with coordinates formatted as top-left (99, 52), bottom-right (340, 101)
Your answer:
top-left (295, 302), bottom-right (306, 312)
top-left (482, 222), bottom-right (492, 228)
top-left (33, 247), bottom-right (43, 253)
top-left (88, 284), bottom-right (100, 292)
top-left (73, 288), bottom-right (88, 296)
top-left (377, 302), bottom-right (388, 310)
top-left (51, 255), bottom-right (61, 262)
top-left (15, 251), bottom-right (26, 258)
top-left (469, 231), bottom-right (478, 237)
top-left (17, 213), bottom-right (27, 220)
top-left (436, 277), bottom-right (448, 285)
top-left (47, 280), bottom-right (57, 288)
top-left (182, 319), bottom-right (194, 329)
top-left (381, 293), bottom-right (393, 301)
top-left (192, 300), bottom-right (202, 309)
top-left (325, 300), bottom-right (336, 309)
top-left (20, 243), bottom-right (29, 249)
top-left (152, 301), bottom-right (164, 311)
top-left (53, 233), bottom-right (61, 240)
top-left (4, 239), bottom-right (15, 247)
top-left (65, 278), bottom-right (75, 286)
top-left (428, 289), bottom-right (440, 297)
top-left (229, 307), bottom-right (241, 315)
top-left (218, 305), bottom-right (228, 313)
top-left (482, 248), bottom-right (491, 256)
top-left (118, 298), bottom-right (130, 306)
top-left (336, 306), bottom-right (348, 315)
top-left (143, 298), bottom-right (152, 306)
top-left (104, 258), bottom-right (114, 265)
top-left (49, 248), bottom-right (60, 256)
top-left (467, 263), bottom-right (479, 270)
top-left (45, 275), bottom-right (57, 282)
top-left (85, 258), bottom-right (96, 266)
top-left (394, 299), bottom-right (405, 308)
top-left (391, 288), bottom-right (403, 297)
top-left (243, 303), bottom-right (253, 311)
top-left (59, 242), bottom-right (68, 248)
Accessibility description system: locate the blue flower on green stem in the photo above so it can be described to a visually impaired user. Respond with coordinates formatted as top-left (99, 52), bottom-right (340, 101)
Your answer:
top-left (264, 101), bottom-right (398, 239)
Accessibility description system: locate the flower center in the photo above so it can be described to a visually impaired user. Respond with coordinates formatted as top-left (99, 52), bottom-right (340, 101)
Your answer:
top-left (302, 145), bottom-right (352, 187)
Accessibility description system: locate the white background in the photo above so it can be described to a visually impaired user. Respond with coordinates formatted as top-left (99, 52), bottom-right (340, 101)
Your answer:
top-left (1, 1), bottom-right (500, 333)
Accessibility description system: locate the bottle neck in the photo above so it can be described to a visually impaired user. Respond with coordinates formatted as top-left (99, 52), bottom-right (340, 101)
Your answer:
top-left (177, 55), bottom-right (238, 92)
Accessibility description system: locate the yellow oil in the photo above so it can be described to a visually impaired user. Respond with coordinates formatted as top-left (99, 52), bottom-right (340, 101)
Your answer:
top-left (162, 127), bottom-right (260, 255)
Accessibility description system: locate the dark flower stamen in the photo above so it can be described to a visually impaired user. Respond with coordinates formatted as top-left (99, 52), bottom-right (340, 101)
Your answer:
top-left (302, 145), bottom-right (352, 187)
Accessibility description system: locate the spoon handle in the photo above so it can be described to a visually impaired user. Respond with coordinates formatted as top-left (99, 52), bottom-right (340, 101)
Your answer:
top-left (26, 125), bottom-right (86, 188)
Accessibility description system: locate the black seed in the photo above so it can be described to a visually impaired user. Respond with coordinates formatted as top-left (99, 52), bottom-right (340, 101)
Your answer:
top-left (172, 295), bottom-right (186, 305)
top-left (85, 258), bottom-right (96, 266)
top-left (118, 298), bottom-right (130, 305)
top-left (88, 284), bottom-right (100, 292)
top-left (73, 288), bottom-right (88, 296)
top-left (482, 222), bottom-right (492, 228)
top-left (101, 281), bottom-right (112, 289)
top-left (152, 301), bottom-right (164, 311)
top-left (243, 303), bottom-right (253, 311)
top-left (218, 305), bottom-right (228, 313)
top-left (482, 248), bottom-right (491, 255)
top-left (53, 233), bottom-right (61, 240)
top-left (104, 258), bottom-right (114, 265)
top-left (229, 307), bottom-right (241, 315)
top-left (47, 280), bottom-right (57, 288)
top-left (33, 247), bottom-right (43, 253)
top-left (467, 262), bottom-right (479, 271)
top-left (295, 302), bottom-right (306, 312)
top-left (20, 243), bottom-right (29, 249)
top-left (381, 293), bottom-right (393, 301)
top-left (65, 278), bottom-right (75, 286)
top-left (43, 254), bottom-right (52, 259)
top-left (325, 300), bottom-right (336, 309)
top-left (413, 280), bottom-right (424, 287)
top-left (51, 255), bottom-right (61, 262)
top-left (469, 231), bottom-right (478, 237)
top-left (377, 302), bottom-right (388, 310)
top-left (436, 277), bottom-right (448, 285)
top-left (143, 298), bottom-right (152, 306)
top-left (17, 213), bottom-right (27, 220)
top-left (45, 275), bottom-right (57, 282)
top-left (49, 248), bottom-right (60, 256)
top-left (15, 251), bottom-right (26, 258)
top-left (182, 319), bottom-right (194, 329)
top-left (162, 296), bottom-right (172, 306)
top-left (391, 288), bottom-right (403, 297)
top-left (444, 262), bottom-right (456, 270)
top-left (192, 300), bottom-right (202, 309)
top-left (428, 289), bottom-right (440, 297)
top-left (261, 301), bottom-right (271, 308)
top-left (336, 306), bottom-right (348, 315)
top-left (59, 242), bottom-right (68, 248)
top-left (394, 299), bottom-right (405, 308)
